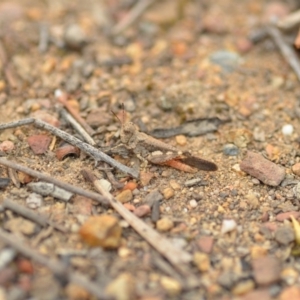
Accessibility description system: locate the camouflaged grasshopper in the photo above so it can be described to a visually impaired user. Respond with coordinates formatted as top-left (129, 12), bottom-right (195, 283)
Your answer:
top-left (113, 109), bottom-right (217, 173)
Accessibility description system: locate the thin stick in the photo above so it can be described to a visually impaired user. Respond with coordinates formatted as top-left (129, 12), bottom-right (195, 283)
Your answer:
top-left (56, 93), bottom-right (95, 136)
top-left (0, 158), bottom-right (109, 206)
top-left (60, 108), bottom-right (96, 145)
top-left (0, 118), bottom-right (139, 178)
top-left (266, 25), bottom-right (300, 81)
top-left (2, 198), bottom-right (67, 232)
top-left (81, 169), bottom-right (192, 273)
top-left (38, 22), bottom-right (49, 53)
top-left (277, 9), bottom-right (300, 30)
top-left (111, 0), bottom-right (157, 35)
top-left (0, 229), bottom-right (113, 300)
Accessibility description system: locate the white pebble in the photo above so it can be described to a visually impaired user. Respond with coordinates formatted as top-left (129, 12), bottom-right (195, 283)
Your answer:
top-left (282, 124), bottom-right (294, 135)
top-left (221, 219), bottom-right (237, 234)
top-left (54, 89), bottom-right (63, 98)
top-left (189, 199), bottom-right (198, 208)
top-left (26, 193), bottom-right (43, 209)
top-left (99, 179), bottom-right (111, 192)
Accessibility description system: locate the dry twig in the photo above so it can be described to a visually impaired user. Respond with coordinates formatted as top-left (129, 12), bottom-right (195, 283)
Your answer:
top-left (2, 199), bottom-right (67, 232)
top-left (81, 169), bottom-right (199, 288)
top-left (111, 0), bottom-right (157, 35)
top-left (0, 119), bottom-right (139, 178)
top-left (266, 25), bottom-right (300, 82)
top-left (0, 229), bottom-right (113, 299)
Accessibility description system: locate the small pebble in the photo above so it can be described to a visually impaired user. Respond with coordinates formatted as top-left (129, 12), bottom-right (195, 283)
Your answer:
top-left (223, 143), bottom-right (239, 156)
top-left (189, 199), bottom-right (198, 208)
top-left (156, 218), bottom-right (174, 231)
top-left (292, 163), bottom-right (300, 176)
top-left (98, 179), bottom-right (112, 193)
top-left (105, 273), bottom-right (135, 300)
top-left (221, 219), bottom-right (237, 234)
top-left (175, 135), bottom-right (187, 146)
top-left (279, 286), bottom-right (300, 300)
top-left (0, 178), bottom-right (10, 189)
top-left (252, 256), bottom-right (281, 285)
top-left (231, 279), bottom-right (255, 296)
top-left (281, 267), bottom-right (299, 285)
top-left (276, 211), bottom-right (300, 222)
top-left (275, 226), bottom-right (295, 245)
top-left (184, 178), bottom-right (204, 187)
top-left (293, 183), bottom-right (300, 199)
top-left (160, 276), bottom-right (182, 296)
top-left (151, 200), bottom-right (160, 222)
top-left (193, 252), bottom-right (210, 272)
top-left (27, 134), bottom-right (52, 155)
top-left (64, 24), bottom-right (87, 50)
top-left (0, 141), bottom-right (14, 152)
top-left (240, 151), bottom-right (285, 186)
top-left (133, 205), bottom-right (151, 217)
top-left (79, 215), bottom-right (122, 249)
top-left (197, 236), bottom-right (214, 254)
top-left (162, 187), bottom-right (174, 200)
top-left (144, 190), bottom-right (163, 205)
top-left (282, 124), bottom-right (293, 136)
top-left (115, 190), bottom-right (133, 203)
top-left (26, 193), bottom-right (43, 209)
top-left (169, 180), bottom-right (181, 190)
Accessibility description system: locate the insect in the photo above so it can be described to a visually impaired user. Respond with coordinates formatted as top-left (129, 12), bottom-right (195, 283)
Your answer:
top-left (113, 109), bottom-right (217, 173)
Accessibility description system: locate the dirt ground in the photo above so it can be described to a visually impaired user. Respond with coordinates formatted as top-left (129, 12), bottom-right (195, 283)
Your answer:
top-left (1, 0), bottom-right (300, 299)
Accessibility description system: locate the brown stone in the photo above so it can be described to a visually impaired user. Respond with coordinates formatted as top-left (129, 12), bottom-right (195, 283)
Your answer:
top-left (240, 151), bottom-right (285, 186)
top-left (197, 236), bottom-right (214, 253)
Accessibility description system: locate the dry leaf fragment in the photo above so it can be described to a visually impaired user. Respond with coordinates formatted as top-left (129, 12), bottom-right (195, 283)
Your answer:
top-left (27, 134), bottom-right (51, 154)
top-left (290, 216), bottom-right (300, 245)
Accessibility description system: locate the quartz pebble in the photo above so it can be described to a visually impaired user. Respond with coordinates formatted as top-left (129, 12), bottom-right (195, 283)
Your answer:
top-left (291, 163), bottom-right (300, 176)
top-left (281, 124), bottom-right (293, 135)
top-left (189, 199), bottom-right (198, 208)
top-left (221, 219), bottom-right (237, 234)
top-left (160, 276), bottom-right (182, 296)
top-left (240, 151), bottom-right (285, 186)
top-left (105, 273), bottom-right (135, 300)
top-left (0, 141), bottom-right (14, 152)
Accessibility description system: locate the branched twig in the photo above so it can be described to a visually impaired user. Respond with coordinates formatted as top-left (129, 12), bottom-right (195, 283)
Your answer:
top-left (60, 108), bottom-right (96, 145)
top-left (0, 118), bottom-right (139, 178)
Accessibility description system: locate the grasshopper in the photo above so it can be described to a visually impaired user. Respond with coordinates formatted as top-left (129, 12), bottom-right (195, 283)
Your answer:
top-left (113, 109), bottom-right (217, 173)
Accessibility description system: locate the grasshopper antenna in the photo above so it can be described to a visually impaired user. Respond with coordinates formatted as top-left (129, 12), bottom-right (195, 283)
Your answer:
top-left (111, 103), bottom-right (126, 126)
top-left (111, 109), bottom-right (122, 124)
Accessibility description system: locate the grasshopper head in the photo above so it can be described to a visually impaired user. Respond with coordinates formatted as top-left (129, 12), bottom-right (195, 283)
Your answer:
top-left (120, 122), bottom-right (137, 144)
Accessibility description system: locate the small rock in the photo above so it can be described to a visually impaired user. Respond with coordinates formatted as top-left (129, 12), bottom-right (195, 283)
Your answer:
top-left (64, 24), bottom-right (87, 50)
top-left (280, 286), bottom-right (300, 300)
top-left (105, 273), bottom-right (135, 300)
top-left (276, 211), bottom-right (300, 222)
top-left (160, 276), bottom-right (182, 296)
top-left (250, 245), bottom-right (268, 259)
top-left (144, 190), bottom-right (163, 205)
top-left (4, 218), bottom-right (36, 235)
top-left (122, 181), bottom-right (137, 191)
top-left (133, 205), bottom-right (151, 217)
top-left (282, 124), bottom-right (293, 136)
top-left (281, 267), bottom-right (299, 285)
top-left (27, 134), bottom-right (52, 155)
top-left (72, 196), bottom-right (93, 216)
top-left (175, 135), bottom-right (187, 146)
top-left (221, 219), bottom-right (237, 234)
top-left (189, 199), bottom-right (197, 208)
top-left (79, 215), bottom-right (122, 249)
top-left (292, 163), bottom-right (300, 176)
top-left (231, 279), bottom-right (255, 296)
top-left (17, 258), bottom-right (34, 274)
top-left (0, 141), bottom-right (14, 152)
top-left (26, 193), bottom-right (43, 209)
top-left (151, 200), bottom-right (160, 222)
top-left (197, 236), bottom-right (214, 253)
top-left (140, 171), bottom-right (154, 186)
top-left (65, 284), bottom-right (91, 300)
top-left (223, 143), bottom-right (239, 156)
top-left (156, 218), bottom-right (174, 231)
top-left (253, 127), bottom-right (265, 142)
top-left (0, 178), bottom-right (10, 189)
top-left (99, 179), bottom-right (112, 193)
top-left (218, 271), bottom-right (239, 289)
top-left (162, 187), bottom-right (174, 200)
top-left (240, 151), bottom-right (285, 186)
top-left (210, 50), bottom-right (242, 72)
top-left (184, 178), bottom-right (205, 187)
top-left (275, 226), bottom-right (295, 245)
top-left (193, 252), bottom-right (210, 272)
top-left (293, 183), bottom-right (300, 199)
top-left (115, 190), bottom-right (133, 203)
top-left (0, 248), bottom-right (16, 269)
top-left (239, 288), bottom-right (271, 300)
top-left (252, 256), bottom-right (281, 285)
top-left (169, 180), bottom-right (181, 190)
